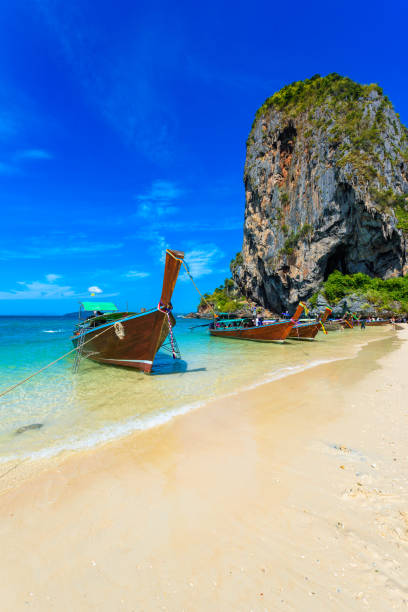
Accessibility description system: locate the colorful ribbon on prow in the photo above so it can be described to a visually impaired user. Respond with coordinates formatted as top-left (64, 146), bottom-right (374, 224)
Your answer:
top-left (299, 301), bottom-right (309, 316)
top-left (320, 307), bottom-right (332, 335)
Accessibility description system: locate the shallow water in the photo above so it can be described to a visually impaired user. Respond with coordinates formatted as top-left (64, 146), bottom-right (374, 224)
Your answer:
top-left (0, 315), bottom-right (393, 462)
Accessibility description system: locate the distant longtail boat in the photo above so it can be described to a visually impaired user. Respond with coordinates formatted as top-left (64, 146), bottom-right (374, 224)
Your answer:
top-left (71, 249), bottom-right (184, 373)
top-left (365, 319), bottom-right (390, 326)
top-left (208, 303), bottom-right (305, 342)
top-left (324, 319), bottom-right (342, 331)
top-left (288, 307), bottom-right (332, 340)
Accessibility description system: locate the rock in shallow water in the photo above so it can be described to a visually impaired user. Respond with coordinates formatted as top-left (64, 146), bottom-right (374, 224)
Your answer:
top-left (15, 423), bottom-right (43, 435)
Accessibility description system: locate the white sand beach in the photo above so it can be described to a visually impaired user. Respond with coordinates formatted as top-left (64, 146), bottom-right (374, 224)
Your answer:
top-left (0, 327), bottom-right (407, 611)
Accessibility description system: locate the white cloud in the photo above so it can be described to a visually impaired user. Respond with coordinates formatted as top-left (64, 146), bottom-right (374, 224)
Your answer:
top-left (137, 180), bottom-right (183, 203)
top-left (124, 270), bottom-right (150, 278)
top-left (15, 149), bottom-right (53, 161)
top-left (132, 228), bottom-right (168, 263)
top-left (88, 285), bottom-right (102, 294)
top-left (181, 245), bottom-right (224, 280)
top-left (45, 273), bottom-right (61, 283)
top-left (0, 242), bottom-right (123, 260)
top-left (0, 279), bottom-right (74, 300)
top-left (135, 180), bottom-right (182, 218)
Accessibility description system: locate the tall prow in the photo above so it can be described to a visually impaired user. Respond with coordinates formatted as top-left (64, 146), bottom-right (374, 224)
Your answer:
top-left (71, 247), bottom-right (185, 373)
top-left (160, 249), bottom-right (185, 307)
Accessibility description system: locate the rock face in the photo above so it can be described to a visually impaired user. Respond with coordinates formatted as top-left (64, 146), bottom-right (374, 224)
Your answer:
top-left (233, 74), bottom-right (408, 311)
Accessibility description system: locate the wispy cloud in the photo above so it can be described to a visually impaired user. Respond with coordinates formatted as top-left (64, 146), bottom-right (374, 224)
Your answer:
top-left (131, 228), bottom-right (168, 263)
top-left (36, 4), bottom-right (181, 161)
top-left (0, 111), bottom-right (18, 138)
top-left (45, 273), bottom-right (62, 282)
top-left (0, 276), bottom-right (120, 301)
top-left (135, 180), bottom-right (183, 218)
top-left (0, 278), bottom-right (75, 300)
top-left (0, 242), bottom-right (123, 261)
top-left (14, 148), bottom-right (53, 161)
top-left (180, 245), bottom-right (224, 280)
top-left (123, 270), bottom-right (150, 279)
top-left (137, 180), bottom-right (183, 203)
top-left (0, 161), bottom-right (19, 175)
top-left (158, 219), bottom-right (243, 233)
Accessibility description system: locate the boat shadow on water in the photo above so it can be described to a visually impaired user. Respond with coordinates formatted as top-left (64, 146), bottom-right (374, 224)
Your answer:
top-left (75, 354), bottom-right (206, 377)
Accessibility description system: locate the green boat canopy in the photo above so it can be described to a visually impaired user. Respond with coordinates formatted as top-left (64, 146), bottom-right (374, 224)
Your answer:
top-left (81, 301), bottom-right (118, 312)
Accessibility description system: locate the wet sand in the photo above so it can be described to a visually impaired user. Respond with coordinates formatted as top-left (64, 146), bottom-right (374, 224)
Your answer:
top-left (0, 326), bottom-right (407, 611)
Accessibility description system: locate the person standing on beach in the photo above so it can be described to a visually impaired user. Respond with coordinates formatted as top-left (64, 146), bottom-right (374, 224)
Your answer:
top-left (361, 319), bottom-right (366, 330)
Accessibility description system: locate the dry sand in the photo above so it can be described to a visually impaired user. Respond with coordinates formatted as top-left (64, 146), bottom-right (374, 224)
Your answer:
top-left (0, 327), bottom-right (407, 611)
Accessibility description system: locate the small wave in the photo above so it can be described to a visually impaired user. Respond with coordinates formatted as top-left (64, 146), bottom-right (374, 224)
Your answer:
top-left (0, 337), bottom-right (382, 465)
top-left (42, 329), bottom-right (64, 334)
top-left (0, 399), bottom-right (206, 463)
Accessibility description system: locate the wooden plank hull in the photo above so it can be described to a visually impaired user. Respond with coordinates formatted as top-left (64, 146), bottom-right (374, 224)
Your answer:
top-left (341, 320), bottom-right (355, 329)
top-left (289, 322), bottom-right (320, 339)
top-left (71, 249), bottom-right (184, 373)
top-left (209, 320), bottom-right (294, 342)
top-left (72, 310), bottom-right (174, 373)
top-left (365, 320), bottom-right (389, 326)
top-left (289, 307), bottom-right (332, 339)
top-left (325, 321), bottom-right (342, 331)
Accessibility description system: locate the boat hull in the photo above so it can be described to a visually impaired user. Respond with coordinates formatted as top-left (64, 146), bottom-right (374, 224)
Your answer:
top-left (209, 320), bottom-right (294, 342)
top-left (341, 320), bottom-right (355, 329)
top-left (325, 321), bottom-right (342, 331)
top-left (365, 320), bottom-right (389, 326)
top-left (72, 310), bottom-right (174, 373)
top-left (289, 322), bottom-right (320, 339)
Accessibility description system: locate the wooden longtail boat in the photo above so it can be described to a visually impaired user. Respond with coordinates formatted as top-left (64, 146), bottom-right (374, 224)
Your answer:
top-left (288, 307), bottom-right (332, 340)
top-left (324, 319), bottom-right (342, 331)
top-left (340, 313), bottom-right (357, 329)
top-left (365, 319), bottom-right (389, 326)
top-left (209, 303), bottom-right (305, 342)
top-left (71, 249), bottom-right (184, 373)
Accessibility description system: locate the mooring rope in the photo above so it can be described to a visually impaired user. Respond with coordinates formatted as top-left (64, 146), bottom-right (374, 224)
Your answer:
top-left (0, 313), bottom-right (136, 400)
top-left (1, 250), bottom-right (205, 399)
top-left (165, 249), bottom-right (217, 317)
top-left (157, 301), bottom-right (179, 359)
top-left (165, 311), bottom-right (177, 358)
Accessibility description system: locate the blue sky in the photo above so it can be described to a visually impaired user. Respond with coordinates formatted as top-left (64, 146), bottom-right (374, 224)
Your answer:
top-left (1, 0), bottom-right (407, 314)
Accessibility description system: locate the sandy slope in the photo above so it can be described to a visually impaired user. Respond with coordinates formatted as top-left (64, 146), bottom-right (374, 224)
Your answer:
top-left (0, 327), bottom-right (407, 611)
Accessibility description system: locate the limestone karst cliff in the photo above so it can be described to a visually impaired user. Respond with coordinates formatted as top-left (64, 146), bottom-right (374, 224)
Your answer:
top-left (233, 74), bottom-right (408, 312)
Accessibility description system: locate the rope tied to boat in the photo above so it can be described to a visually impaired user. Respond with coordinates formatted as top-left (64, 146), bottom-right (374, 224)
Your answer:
top-left (0, 314), bottom-right (136, 399)
top-left (165, 249), bottom-right (217, 317)
top-left (157, 302), bottom-right (178, 359)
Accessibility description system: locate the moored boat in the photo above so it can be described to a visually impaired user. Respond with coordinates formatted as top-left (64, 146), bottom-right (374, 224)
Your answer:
top-left (340, 313), bottom-right (358, 328)
top-left (324, 319), bottom-right (343, 331)
top-left (288, 307), bottom-right (332, 340)
top-left (365, 319), bottom-right (389, 326)
top-left (71, 249), bottom-right (184, 373)
top-left (209, 303), bottom-right (305, 342)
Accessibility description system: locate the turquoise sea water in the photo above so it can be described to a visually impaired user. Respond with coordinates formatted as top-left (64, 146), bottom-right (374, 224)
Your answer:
top-left (0, 315), bottom-right (392, 463)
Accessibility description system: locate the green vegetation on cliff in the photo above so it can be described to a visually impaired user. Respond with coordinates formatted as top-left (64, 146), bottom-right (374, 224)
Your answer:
top-left (314, 270), bottom-right (408, 313)
top-left (250, 73), bottom-right (408, 229)
top-left (198, 278), bottom-right (249, 313)
top-left (254, 73), bottom-right (387, 121)
top-left (370, 189), bottom-right (408, 231)
top-left (229, 251), bottom-right (243, 273)
top-left (279, 224), bottom-right (314, 256)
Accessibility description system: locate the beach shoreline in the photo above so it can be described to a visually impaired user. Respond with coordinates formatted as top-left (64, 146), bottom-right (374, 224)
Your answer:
top-left (0, 326), bottom-right (395, 494)
top-left (0, 326), bottom-right (407, 610)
